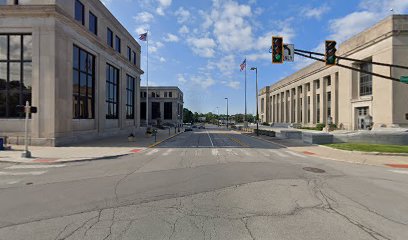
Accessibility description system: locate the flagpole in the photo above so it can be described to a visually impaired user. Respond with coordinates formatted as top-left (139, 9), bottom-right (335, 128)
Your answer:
top-left (146, 30), bottom-right (149, 128)
top-left (244, 58), bottom-right (247, 127)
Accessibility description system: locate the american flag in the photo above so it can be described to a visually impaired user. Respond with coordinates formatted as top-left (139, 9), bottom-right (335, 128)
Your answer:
top-left (139, 32), bottom-right (147, 41)
top-left (240, 59), bottom-right (246, 71)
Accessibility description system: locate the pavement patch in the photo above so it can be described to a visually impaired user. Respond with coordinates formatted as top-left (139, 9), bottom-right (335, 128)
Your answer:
top-left (32, 158), bottom-right (59, 163)
top-left (130, 149), bottom-right (143, 153)
top-left (303, 151), bottom-right (316, 155)
top-left (303, 167), bottom-right (326, 173)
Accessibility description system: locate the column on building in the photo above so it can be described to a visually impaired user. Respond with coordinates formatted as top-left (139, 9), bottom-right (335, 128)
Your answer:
top-left (301, 84), bottom-right (307, 125)
top-left (277, 93), bottom-right (280, 123)
top-left (331, 72), bottom-right (338, 125)
top-left (269, 96), bottom-right (273, 123)
top-left (283, 90), bottom-right (287, 123)
top-left (320, 77), bottom-right (327, 124)
top-left (296, 86), bottom-right (301, 123)
top-left (288, 89), bottom-right (292, 123)
top-left (310, 81), bottom-right (316, 124)
top-left (281, 92), bottom-right (284, 123)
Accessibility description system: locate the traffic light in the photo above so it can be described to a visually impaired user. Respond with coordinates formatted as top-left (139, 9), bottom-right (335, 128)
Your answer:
top-left (325, 40), bottom-right (337, 66)
top-left (272, 37), bottom-right (283, 64)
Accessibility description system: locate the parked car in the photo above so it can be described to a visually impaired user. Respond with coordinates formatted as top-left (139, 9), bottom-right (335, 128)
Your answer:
top-left (185, 126), bottom-right (193, 132)
top-left (198, 125), bottom-right (205, 129)
top-left (192, 125), bottom-right (198, 128)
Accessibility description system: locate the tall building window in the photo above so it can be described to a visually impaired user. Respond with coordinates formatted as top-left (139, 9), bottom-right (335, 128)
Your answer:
top-left (327, 92), bottom-right (332, 117)
top-left (140, 102), bottom-right (146, 120)
top-left (169, 92), bottom-right (172, 98)
top-left (164, 92), bottom-right (167, 98)
top-left (106, 64), bottom-right (119, 119)
top-left (89, 11), bottom-right (98, 35)
top-left (132, 51), bottom-right (136, 65)
top-left (0, 34), bottom-right (32, 118)
top-left (326, 76), bottom-right (331, 86)
top-left (261, 98), bottom-right (265, 113)
top-left (127, 46), bottom-right (131, 61)
top-left (74, 0), bottom-right (85, 25)
top-left (152, 102), bottom-right (160, 119)
top-left (360, 63), bottom-right (372, 96)
top-left (307, 96), bottom-right (311, 123)
top-left (299, 98), bottom-right (303, 122)
top-left (73, 45), bottom-right (95, 119)
top-left (307, 83), bottom-right (310, 92)
top-left (164, 102), bottom-right (172, 120)
top-left (115, 36), bottom-right (121, 53)
top-left (107, 28), bottom-right (113, 48)
top-left (126, 75), bottom-right (135, 119)
top-left (316, 94), bottom-right (320, 123)
top-left (315, 80), bottom-right (320, 89)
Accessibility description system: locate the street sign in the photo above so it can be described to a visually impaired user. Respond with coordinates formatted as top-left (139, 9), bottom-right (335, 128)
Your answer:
top-left (284, 44), bottom-right (294, 62)
top-left (400, 76), bottom-right (408, 84)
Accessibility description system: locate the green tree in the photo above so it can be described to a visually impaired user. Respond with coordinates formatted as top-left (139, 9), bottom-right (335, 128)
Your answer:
top-left (183, 108), bottom-right (194, 123)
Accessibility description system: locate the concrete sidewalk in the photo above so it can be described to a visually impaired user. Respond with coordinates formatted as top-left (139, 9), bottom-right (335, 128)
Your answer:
top-left (0, 127), bottom-right (183, 164)
top-left (242, 132), bottom-right (408, 168)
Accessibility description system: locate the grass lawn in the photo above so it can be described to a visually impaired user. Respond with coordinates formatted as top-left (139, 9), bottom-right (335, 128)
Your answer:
top-left (325, 143), bottom-right (408, 153)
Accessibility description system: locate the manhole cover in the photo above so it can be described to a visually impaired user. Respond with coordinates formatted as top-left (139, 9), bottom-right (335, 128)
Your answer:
top-left (303, 167), bottom-right (326, 173)
top-left (25, 182), bottom-right (33, 185)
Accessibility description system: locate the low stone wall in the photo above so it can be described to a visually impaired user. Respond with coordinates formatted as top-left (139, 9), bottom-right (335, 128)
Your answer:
top-left (280, 130), bottom-right (302, 139)
top-left (333, 131), bottom-right (408, 145)
top-left (302, 132), bottom-right (334, 144)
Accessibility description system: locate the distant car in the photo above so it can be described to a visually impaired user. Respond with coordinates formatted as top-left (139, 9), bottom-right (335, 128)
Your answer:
top-left (198, 125), bottom-right (205, 129)
top-left (192, 125), bottom-right (198, 128)
top-left (184, 126), bottom-right (193, 132)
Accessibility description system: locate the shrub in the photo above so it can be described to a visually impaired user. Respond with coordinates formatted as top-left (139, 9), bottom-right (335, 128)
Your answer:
top-left (316, 123), bottom-right (325, 131)
top-left (262, 122), bottom-right (269, 126)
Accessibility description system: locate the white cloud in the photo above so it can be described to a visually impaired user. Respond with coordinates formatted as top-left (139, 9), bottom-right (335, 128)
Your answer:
top-left (177, 74), bottom-right (187, 83)
top-left (222, 80), bottom-right (240, 89)
top-left (179, 25), bottom-right (189, 34)
top-left (175, 7), bottom-right (190, 23)
top-left (191, 75), bottom-right (215, 89)
top-left (187, 37), bottom-right (216, 58)
top-left (150, 41), bottom-right (164, 53)
top-left (135, 12), bottom-right (154, 23)
top-left (135, 25), bottom-right (149, 35)
top-left (301, 5), bottom-right (330, 19)
top-left (156, 0), bottom-right (172, 16)
top-left (207, 55), bottom-right (236, 76)
top-left (163, 33), bottom-right (179, 42)
top-left (159, 57), bottom-right (166, 62)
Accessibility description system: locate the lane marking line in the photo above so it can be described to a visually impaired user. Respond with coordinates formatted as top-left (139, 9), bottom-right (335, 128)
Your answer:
top-left (390, 170), bottom-right (408, 175)
top-left (285, 151), bottom-right (307, 158)
top-left (206, 130), bottom-right (214, 148)
top-left (6, 164), bottom-right (66, 169)
top-left (0, 171), bottom-right (47, 176)
top-left (146, 149), bottom-right (159, 156)
top-left (240, 149), bottom-right (251, 156)
top-left (211, 149), bottom-right (219, 156)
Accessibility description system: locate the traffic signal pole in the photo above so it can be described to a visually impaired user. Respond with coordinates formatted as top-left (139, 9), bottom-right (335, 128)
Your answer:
top-left (22, 101), bottom-right (31, 158)
top-left (294, 49), bottom-right (406, 83)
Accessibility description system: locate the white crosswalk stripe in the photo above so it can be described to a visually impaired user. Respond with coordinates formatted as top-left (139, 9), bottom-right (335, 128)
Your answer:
top-left (240, 149), bottom-right (251, 156)
top-left (211, 149), bottom-right (219, 156)
top-left (390, 170), bottom-right (408, 175)
top-left (268, 149), bottom-right (287, 158)
top-left (226, 149), bottom-right (238, 156)
top-left (0, 171), bottom-right (47, 176)
top-left (284, 151), bottom-right (307, 158)
top-left (6, 164), bottom-right (66, 169)
top-left (162, 149), bottom-right (173, 156)
top-left (146, 149), bottom-right (159, 156)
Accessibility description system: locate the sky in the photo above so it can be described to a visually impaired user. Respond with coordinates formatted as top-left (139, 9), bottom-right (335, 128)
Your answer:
top-left (101, 0), bottom-right (408, 115)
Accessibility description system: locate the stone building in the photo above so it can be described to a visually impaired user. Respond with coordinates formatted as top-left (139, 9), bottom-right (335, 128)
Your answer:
top-left (0, 0), bottom-right (143, 146)
top-left (140, 86), bottom-right (183, 127)
top-left (259, 15), bottom-right (408, 130)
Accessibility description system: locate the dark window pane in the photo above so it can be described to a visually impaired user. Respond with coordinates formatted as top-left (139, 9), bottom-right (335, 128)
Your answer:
top-left (73, 70), bottom-right (79, 94)
top-left (80, 72), bottom-right (87, 92)
top-left (9, 62), bottom-right (20, 83)
top-left (115, 36), bottom-right (121, 53)
top-left (0, 91), bottom-right (6, 117)
top-left (89, 11), bottom-right (97, 35)
top-left (9, 35), bottom-right (21, 60)
top-left (0, 36), bottom-right (7, 60)
top-left (87, 54), bottom-right (93, 74)
top-left (132, 51), bottom-right (136, 65)
top-left (23, 35), bottom-right (32, 60)
top-left (75, 0), bottom-right (84, 25)
top-left (8, 91), bottom-right (20, 118)
top-left (107, 28), bottom-right (113, 47)
top-left (127, 47), bottom-right (131, 61)
top-left (73, 46), bottom-right (79, 69)
top-left (80, 50), bottom-right (87, 72)
top-left (23, 62), bottom-right (32, 90)
top-left (0, 62), bottom-right (6, 90)
top-left (87, 75), bottom-right (93, 95)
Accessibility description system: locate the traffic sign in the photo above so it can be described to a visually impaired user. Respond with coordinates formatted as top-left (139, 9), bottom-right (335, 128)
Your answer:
top-left (284, 44), bottom-right (294, 62)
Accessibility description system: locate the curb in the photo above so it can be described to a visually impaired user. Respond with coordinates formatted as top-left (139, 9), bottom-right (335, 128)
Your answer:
top-left (148, 131), bottom-right (184, 148)
top-left (318, 145), bottom-right (408, 156)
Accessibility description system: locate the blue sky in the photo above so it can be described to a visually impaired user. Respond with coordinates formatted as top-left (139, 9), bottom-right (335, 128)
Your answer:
top-left (102, 0), bottom-right (408, 114)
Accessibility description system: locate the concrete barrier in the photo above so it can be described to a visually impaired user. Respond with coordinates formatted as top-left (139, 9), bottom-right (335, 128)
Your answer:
top-left (302, 132), bottom-right (333, 144)
top-left (333, 131), bottom-right (408, 145)
top-left (280, 130), bottom-right (302, 139)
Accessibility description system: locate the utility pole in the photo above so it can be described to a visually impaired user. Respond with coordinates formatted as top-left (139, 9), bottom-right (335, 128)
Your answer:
top-left (225, 98), bottom-right (229, 129)
top-left (250, 67), bottom-right (259, 136)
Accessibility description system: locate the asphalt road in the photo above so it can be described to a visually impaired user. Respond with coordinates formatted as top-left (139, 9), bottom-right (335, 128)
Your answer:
top-left (0, 126), bottom-right (407, 239)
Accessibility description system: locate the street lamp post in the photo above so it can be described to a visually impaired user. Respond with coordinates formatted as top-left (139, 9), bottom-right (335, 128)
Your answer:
top-left (225, 98), bottom-right (229, 129)
top-left (216, 107), bottom-right (220, 127)
top-left (250, 67), bottom-right (259, 136)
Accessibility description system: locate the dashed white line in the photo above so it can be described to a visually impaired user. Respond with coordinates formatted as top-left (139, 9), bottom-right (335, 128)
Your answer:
top-left (6, 164), bottom-right (66, 169)
top-left (0, 171), bottom-right (47, 176)
top-left (207, 130), bottom-right (214, 148)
